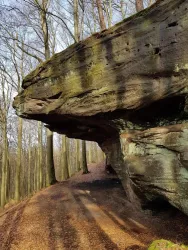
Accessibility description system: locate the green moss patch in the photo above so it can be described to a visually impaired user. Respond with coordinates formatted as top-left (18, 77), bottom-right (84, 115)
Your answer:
top-left (148, 240), bottom-right (188, 250)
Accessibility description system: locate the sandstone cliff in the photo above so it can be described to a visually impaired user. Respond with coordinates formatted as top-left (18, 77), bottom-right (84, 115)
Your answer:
top-left (13, 0), bottom-right (188, 215)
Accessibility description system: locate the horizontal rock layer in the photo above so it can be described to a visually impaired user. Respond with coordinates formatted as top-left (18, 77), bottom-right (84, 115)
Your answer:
top-left (13, 0), bottom-right (188, 215)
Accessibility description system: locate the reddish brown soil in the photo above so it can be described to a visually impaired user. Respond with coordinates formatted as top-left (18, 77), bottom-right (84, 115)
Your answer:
top-left (0, 163), bottom-right (188, 250)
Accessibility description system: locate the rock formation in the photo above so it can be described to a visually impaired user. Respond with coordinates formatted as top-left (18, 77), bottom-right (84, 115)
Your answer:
top-left (13, 0), bottom-right (188, 215)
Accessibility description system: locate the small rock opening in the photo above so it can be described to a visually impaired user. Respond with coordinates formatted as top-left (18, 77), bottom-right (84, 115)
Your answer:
top-left (154, 47), bottom-right (161, 55)
top-left (168, 21), bottom-right (178, 27)
top-left (48, 92), bottom-right (62, 99)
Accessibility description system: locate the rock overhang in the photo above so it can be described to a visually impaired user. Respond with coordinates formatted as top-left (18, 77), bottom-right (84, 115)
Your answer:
top-left (13, 0), bottom-right (188, 215)
top-left (13, 0), bottom-right (188, 143)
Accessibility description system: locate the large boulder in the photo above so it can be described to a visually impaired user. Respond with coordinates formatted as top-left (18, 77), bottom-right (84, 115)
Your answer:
top-left (13, 0), bottom-right (188, 214)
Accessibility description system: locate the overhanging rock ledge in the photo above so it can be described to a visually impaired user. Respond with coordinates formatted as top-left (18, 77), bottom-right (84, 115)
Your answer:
top-left (13, 0), bottom-right (188, 215)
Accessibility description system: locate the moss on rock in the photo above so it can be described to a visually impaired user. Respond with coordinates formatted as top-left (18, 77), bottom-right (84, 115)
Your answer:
top-left (148, 240), bottom-right (188, 250)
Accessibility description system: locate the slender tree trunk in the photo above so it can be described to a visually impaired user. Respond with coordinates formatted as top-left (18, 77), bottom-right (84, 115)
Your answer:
top-left (37, 121), bottom-right (43, 190)
top-left (135, 0), bottom-right (144, 12)
top-left (92, 1), bottom-right (97, 33)
top-left (96, 0), bottom-right (106, 30)
top-left (4, 137), bottom-right (8, 205)
top-left (46, 129), bottom-right (56, 185)
top-left (66, 137), bottom-right (69, 168)
top-left (120, 0), bottom-right (126, 19)
top-left (15, 117), bottom-right (22, 201)
top-left (28, 132), bottom-right (31, 195)
top-left (79, 1), bottom-right (85, 40)
top-left (104, 0), bottom-right (112, 28)
top-left (61, 135), bottom-right (69, 180)
top-left (66, 137), bottom-right (72, 176)
top-left (109, 0), bottom-right (112, 27)
top-left (1, 122), bottom-right (8, 207)
top-left (88, 142), bottom-right (92, 163)
top-left (82, 140), bottom-right (89, 174)
top-left (40, 1), bottom-right (50, 59)
top-left (76, 139), bottom-right (80, 171)
top-left (73, 0), bottom-right (80, 42)
top-left (4, 118), bottom-right (9, 202)
top-left (5, 148), bottom-right (10, 201)
top-left (34, 147), bottom-right (38, 191)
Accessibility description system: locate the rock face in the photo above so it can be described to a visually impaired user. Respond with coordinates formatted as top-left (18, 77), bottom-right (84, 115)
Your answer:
top-left (102, 124), bottom-right (188, 214)
top-left (13, 0), bottom-right (188, 214)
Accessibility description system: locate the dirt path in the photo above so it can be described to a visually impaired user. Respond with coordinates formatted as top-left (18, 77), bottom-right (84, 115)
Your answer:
top-left (0, 163), bottom-right (188, 250)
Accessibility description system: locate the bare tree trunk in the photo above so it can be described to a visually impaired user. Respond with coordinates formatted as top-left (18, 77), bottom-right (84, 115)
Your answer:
top-left (14, 39), bottom-right (25, 201)
top-left (66, 137), bottom-right (71, 176)
top-left (73, 0), bottom-right (80, 42)
top-left (79, 0), bottom-right (85, 40)
top-left (28, 132), bottom-right (31, 195)
top-left (37, 121), bottom-right (43, 190)
top-left (82, 140), bottom-right (89, 174)
top-left (92, 1), bottom-right (97, 33)
top-left (135, 0), bottom-right (144, 12)
top-left (15, 117), bottom-right (22, 201)
top-left (120, 0), bottom-right (126, 19)
top-left (61, 135), bottom-right (69, 180)
top-left (34, 147), bottom-right (38, 191)
top-left (104, 0), bottom-right (112, 28)
top-left (46, 129), bottom-right (56, 185)
top-left (40, 0), bottom-right (50, 59)
top-left (96, 0), bottom-right (106, 30)
top-left (1, 122), bottom-right (8, 207)
top-left (5, 148), bottom-right (10, 201)
top-left (88, 142), bottom-right (92, 164)
top-left (76, 139), bottom-right (80, 171)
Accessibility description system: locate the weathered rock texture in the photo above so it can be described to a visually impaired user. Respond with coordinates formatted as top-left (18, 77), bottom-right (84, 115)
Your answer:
top-left (13, 0), bottom-right (188, 214)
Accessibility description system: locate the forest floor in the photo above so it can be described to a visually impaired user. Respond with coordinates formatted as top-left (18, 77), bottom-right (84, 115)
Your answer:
top-left (0, 163), bottom-right (188, 250)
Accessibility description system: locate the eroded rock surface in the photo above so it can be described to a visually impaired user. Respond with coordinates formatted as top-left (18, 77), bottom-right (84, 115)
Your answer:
top-left (13, 0), bottom-right (188, 215)
top-left (102, 124), bottom-right (188, 214)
